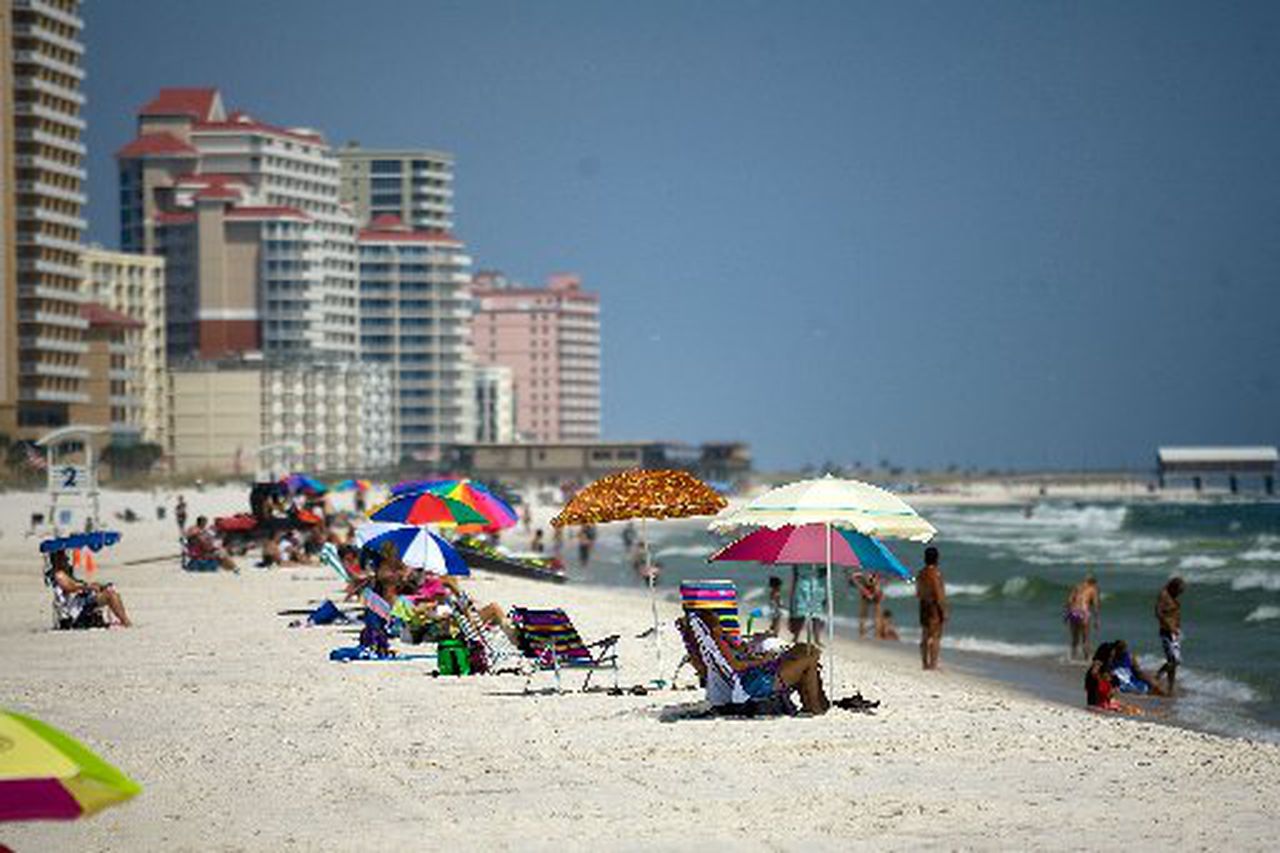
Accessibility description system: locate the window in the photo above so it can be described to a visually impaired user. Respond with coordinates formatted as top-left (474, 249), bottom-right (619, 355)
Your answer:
top-left (370, 160), bottom-right (402, 175)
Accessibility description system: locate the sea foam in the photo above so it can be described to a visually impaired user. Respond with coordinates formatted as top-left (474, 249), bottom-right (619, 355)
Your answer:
top-left (1244, 605), bottom-right (1280, 623)
top-left (1231, 570), bottom-right (1280, 592)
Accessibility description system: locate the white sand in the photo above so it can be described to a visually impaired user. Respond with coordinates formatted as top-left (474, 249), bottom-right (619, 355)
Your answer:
top-left (3, 487), bottom-right (1279, 850)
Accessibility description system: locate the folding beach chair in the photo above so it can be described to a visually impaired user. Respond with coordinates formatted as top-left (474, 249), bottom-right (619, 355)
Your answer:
top-left (510, 607), bottom-right (620, 693)
top-left (671, 579), bottom-right (741, 684)
top-left (681, 611), bottom-right (794, 713)
top-left (447, 590), bottom-right (525, 675)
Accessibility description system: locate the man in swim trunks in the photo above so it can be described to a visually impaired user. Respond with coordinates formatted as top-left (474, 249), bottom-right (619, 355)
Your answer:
top-left (1064, 573), bottom-right (1101, 660)
top-left (916, 546), bottom-right (947, 670)
top-left (1155, 576), bottom-right (1185, 694)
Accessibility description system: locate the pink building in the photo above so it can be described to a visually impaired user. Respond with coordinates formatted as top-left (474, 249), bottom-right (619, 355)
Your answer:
top-left (471, 272), bottom-right (600, 442)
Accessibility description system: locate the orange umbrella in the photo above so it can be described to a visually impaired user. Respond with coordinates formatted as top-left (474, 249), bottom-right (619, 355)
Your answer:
top-left (551, 469), bottom-right (727, 686)
top-left (550, 469), bottom-right (726, 527)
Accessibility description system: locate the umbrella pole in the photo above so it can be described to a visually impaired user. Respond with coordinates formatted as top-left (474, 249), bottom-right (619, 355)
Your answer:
top-left (825, 521), bottom-right (835, 696)
top-left (644, 517), bottom-right (665, 687)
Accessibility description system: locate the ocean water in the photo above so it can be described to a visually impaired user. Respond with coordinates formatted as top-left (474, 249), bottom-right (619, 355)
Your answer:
top-left (559, 500), bottom-right (1280, 743)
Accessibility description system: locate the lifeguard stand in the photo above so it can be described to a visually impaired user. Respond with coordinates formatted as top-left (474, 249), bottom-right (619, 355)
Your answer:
top-left (36, 425), bottom-right (107, 535)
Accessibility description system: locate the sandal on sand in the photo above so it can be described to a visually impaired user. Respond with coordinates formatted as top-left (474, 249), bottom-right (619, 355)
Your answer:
top-left (833, 692), bottom-right (880, 713)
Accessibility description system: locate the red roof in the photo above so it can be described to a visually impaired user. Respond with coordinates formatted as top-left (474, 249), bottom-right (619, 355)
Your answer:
top-left (82, 303), bottom-right (144, 329)
top-left (174, 172), bottom-right (251, 189)
top-left (192, 185), bottom-right (241, 201)
top-left (194, 115), bottom-right (325, 144)
top-left (224, 206), bottom-right (310, 221)
top-left (138, 88), bottom-right (220, 121)
top-left (154, 211), bottom-right (195, 225)
top-left (116, 132), bottom-right (199, 159)
top-left (369, 213), bottom-right (407, 230)
top-left (358, 225), bottom-right (462, 245)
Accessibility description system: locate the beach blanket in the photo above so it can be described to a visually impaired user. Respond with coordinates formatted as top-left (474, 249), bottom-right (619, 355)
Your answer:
top-left (328, 646), bottom-right (435, 663)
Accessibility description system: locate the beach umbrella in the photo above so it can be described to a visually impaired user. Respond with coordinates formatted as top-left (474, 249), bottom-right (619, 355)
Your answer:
top-left (709, 474), bottom-right (936, 541)
top-left (39, 531), bottom-right (121, 554)
top-left (392, 479), bottom-right (517, 530)
top-left (331, 478), bottom-right (371, 492)
top-left (0, 710), bottom-right (141, 822)
top-left (708, 524), bottom-right (912, 580)
top-left (281, 473), bottom-right (327, 495)
top-left (552, 469), bottom-right (729, 685)
top-left (367, 491), bottom-right (488, 528)
top-left (355, 522), bottom-right (469, 575)
top-left (708, 475), bottom-right (935, 692)
top-left (396, 479), bottom-right (517, 532)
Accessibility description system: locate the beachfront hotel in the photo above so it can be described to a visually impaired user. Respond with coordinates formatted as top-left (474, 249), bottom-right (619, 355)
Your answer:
top-left (80, 246), bottom-right (167, 448)
top-left (471, 271), bottom-right (601, 442)
top-left (337, 145), bottom-right (455, 233)
top-left (357, 214), bottom-right (475, 464)
top-left (117, 87), bottom-right (360, 361)
top-left (168, 357), bottom-right (393, 475)
top-left (3, 0), bottom-right (90, 434)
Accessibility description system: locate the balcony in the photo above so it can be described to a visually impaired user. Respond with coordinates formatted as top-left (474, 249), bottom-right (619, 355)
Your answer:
top-left (14, 126), bottom-right (87, 155)
top-left (14, 0), bottom-right (85, 29)
top-left (12, 101), bottom-right (86, 131)
top-left (18, 309), bottom-right (88, 330)
top-left (13, 153), bottom-right (85, 180)
top-left (20, 386), bottom-right (89, 404)
top-left (19, 335), bottom-right (88, 355)
top-left (19, 361), bottom-right (89, 380)
top-left (14, 80), bottom-right (85, 114)
top-left (17, 206), bottom-right (87, 230)
top-left (14, 179), bottom-right (85, 205)
top-left (10, 49), bottom-right (84, 81)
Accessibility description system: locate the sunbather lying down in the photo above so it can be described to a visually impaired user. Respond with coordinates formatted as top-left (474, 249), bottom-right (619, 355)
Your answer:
top-left (686, 609), bottom-right (829, 715)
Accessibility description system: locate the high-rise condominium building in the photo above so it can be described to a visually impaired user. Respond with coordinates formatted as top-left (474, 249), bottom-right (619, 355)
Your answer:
top-left (337, 146), bottom-right (454, 231)
top-left (7, 0), bottom-right (88, 432)
top-left (81, 246), bottom-right (167, 448)
top-left (358, 214), bottom-right (473, 462)
top-left (1, 0), bottom-right (17, 433)
top-left (117, 88), bottom-right (359, 361)
top-left (471, 272), bottom-right (601, 442)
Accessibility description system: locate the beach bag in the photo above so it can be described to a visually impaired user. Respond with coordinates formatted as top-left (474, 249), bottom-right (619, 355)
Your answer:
top-left (437, 639), bottom-right (471, 676)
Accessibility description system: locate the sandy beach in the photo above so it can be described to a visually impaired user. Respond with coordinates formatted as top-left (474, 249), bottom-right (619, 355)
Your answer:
top-left (3, 487), bottom-right (1280, 851)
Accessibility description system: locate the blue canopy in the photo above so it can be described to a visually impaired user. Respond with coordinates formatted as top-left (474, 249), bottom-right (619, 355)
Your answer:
top-left (40, 531), bottom-right (121, 554)
top-left (838, 529), bottom-right (912, 580)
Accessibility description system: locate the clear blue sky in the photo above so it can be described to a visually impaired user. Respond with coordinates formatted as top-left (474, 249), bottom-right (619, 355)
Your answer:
top-left (83, 1), bottom-right (1280, 471)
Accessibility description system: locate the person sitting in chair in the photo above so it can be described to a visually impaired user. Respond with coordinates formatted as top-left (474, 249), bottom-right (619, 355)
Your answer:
top-left (687, 609), bottom-right (829, 715)
top-left (185, 516), bottom-right (237, 572)
top-left (46, 549), bottom-right (131, 628)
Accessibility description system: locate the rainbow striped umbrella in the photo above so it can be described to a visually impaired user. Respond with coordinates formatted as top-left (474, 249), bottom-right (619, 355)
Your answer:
top-left (0, 710), bottom-right (141, 822)
top-left (367, 491), bottom-right (488, 528)
top-left (332, 478), bottom-right (372, 492)
top-left (393, 479), bottom-right (516, 527)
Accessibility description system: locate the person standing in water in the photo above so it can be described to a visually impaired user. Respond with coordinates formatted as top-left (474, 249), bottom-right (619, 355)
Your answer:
top-left (1064, 573), bottom-right (1101, 660)
top-left (850, 571), bottom-right (884, 639)
top-left (916, 546), bottom-right (947, 670)
top-left (1155, 576), bottom-right (1185, 694)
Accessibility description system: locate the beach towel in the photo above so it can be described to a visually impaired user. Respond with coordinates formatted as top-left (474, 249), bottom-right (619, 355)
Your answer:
top-left (328, 646), bottom-right (435, 662)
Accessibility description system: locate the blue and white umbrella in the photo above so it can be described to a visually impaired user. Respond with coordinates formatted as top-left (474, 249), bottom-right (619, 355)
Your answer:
top-left (354, 523), bottom-right (469, 576)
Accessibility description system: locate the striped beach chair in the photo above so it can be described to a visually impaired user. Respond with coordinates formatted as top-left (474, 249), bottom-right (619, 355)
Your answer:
top-left (448, 590), bottom-right (525, 675)
top-left (672, 580), bottom-right (741, 684)
top-left (510, 607), bottom-right (620, 693)
top-left (679, 579), bottom-right (741, 639)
